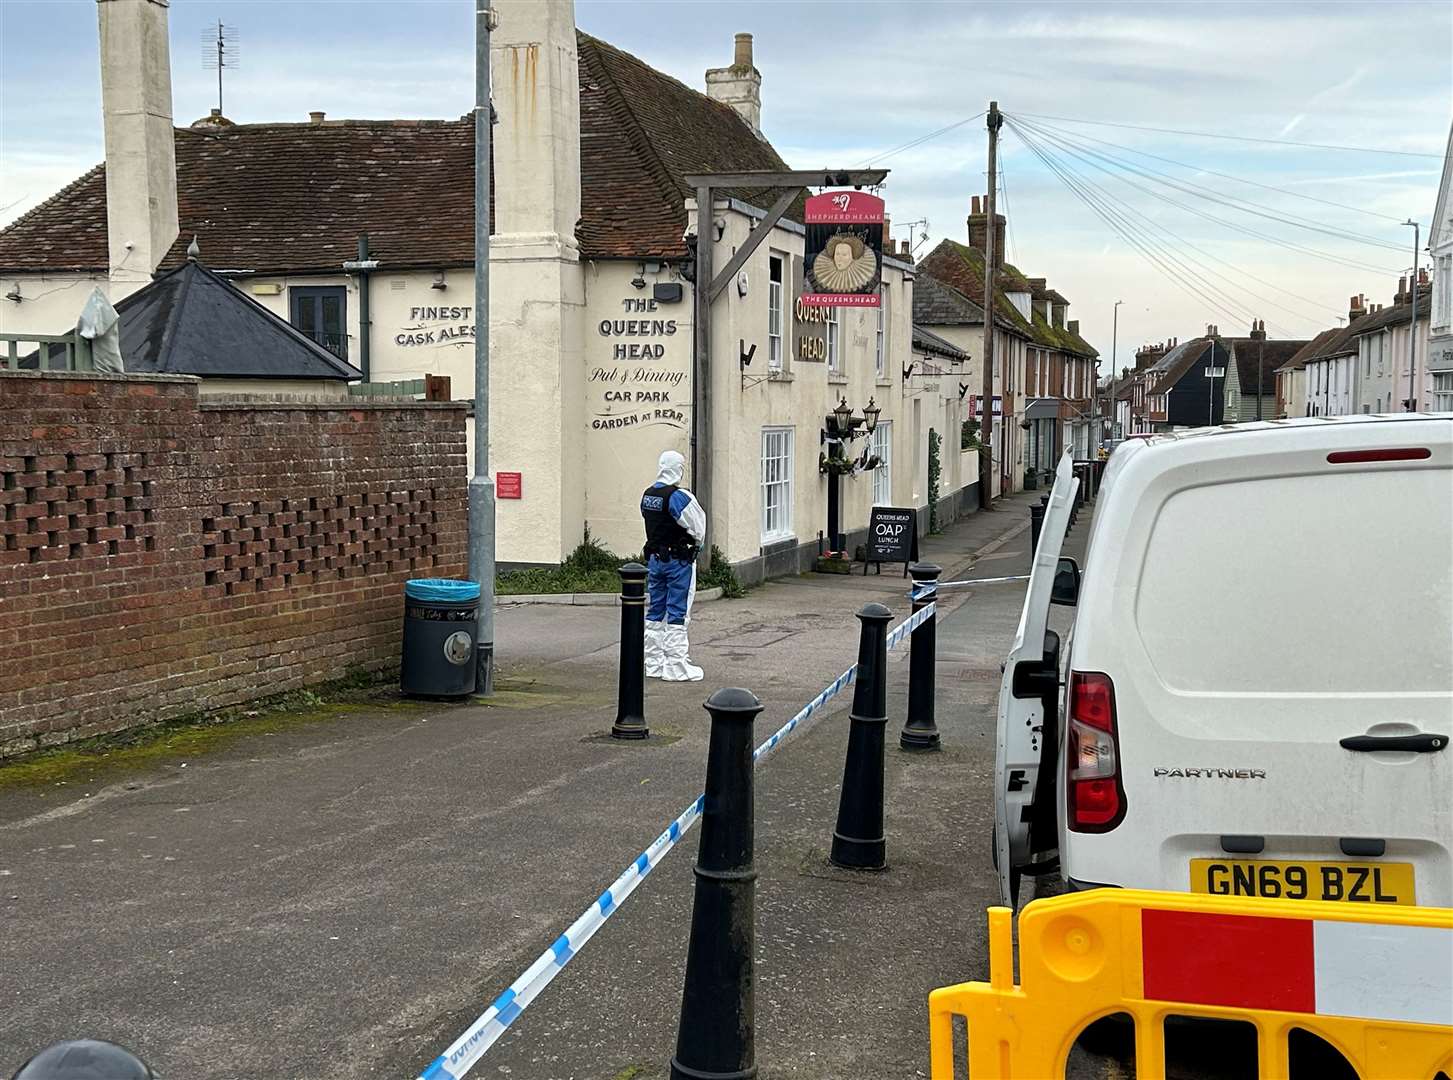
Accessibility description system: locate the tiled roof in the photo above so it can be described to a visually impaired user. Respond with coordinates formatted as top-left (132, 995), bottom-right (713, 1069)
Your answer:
top-left (918, 240), bottom-right (1032, 339)
top-left (1347, 286), bottom-right (1431, 335)
top-left (917, 239), bottom-right (1096, 358)
top-left (912, 273), bottom-right (985, 326)
top-left (911, 323), bottom-right (970, 363)
top-left (1225, 339), bottom-right (1306, 395)
top-left (577, 31), bottom-right (792, 258)
top-left (0, 30), bottom-right (791, 272)
top-left (0, 120), bottom-right (477, 274)
top-left (1279, 327), bottom-right (1345, 372)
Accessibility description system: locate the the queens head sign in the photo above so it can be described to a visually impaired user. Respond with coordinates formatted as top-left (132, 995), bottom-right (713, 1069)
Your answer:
top-left (802, 191), bottom-right (884, 308)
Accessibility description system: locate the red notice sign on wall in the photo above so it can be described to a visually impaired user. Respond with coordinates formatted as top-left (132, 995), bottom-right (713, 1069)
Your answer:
top-left (496, 472), bottom-right (522, 499)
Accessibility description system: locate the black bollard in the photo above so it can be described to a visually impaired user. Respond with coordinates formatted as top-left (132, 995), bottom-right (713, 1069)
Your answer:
top-left (900, 565), bottom-right (942, 751)
top-left (611, 562), bottom-right (649, 740)
top-left (830, 602), bottom-right (893, 869)
top-left (670, 687), bottom-right (763, 1080)
top-left (12, 1040), bottom-right (154, 1080)
top-left (1029, 501), bottom-right (1045, 552)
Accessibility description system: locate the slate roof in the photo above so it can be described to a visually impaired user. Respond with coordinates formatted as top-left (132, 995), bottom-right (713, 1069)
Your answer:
top-left (912, 274), bottom-right (986, 326)
top-left (1149, 338), bottom-right (1216, 396)
top-left (911, 324), bottom-right (970, 363)
top-left (115, 259), bottom-right (363, 379)
top-left (0, 31), bottom-right (791, 273)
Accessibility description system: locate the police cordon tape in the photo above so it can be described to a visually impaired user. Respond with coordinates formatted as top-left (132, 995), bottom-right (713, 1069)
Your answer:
top-left (418, 602), bottom-right (936, 1080)
top-left (909, 574), bottom-right (1029, 600)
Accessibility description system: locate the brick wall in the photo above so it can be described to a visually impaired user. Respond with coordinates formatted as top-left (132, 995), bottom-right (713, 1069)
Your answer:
top-left (0, 371), bottom-right (468, 758)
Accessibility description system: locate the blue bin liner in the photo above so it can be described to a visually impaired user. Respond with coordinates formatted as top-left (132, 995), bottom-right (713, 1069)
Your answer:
top-left (405, 578), bottom-right (481, 603)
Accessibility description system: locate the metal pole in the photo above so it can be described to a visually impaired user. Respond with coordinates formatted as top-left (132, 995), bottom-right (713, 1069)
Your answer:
top-left (1109, 300), bottom-right (1121, 444)
top-left (356, 234), bottom-right (371, 381)
top-left (1406, 220), bottom-right (1420, 411)
top-left (670, 687), bottom-right (762, 1080)
top-left (1206, 339), bottom-right (1217, 427)
top-left (469, 3), bottom-right (498, 695)
top-left (831, 602), bottom-right (893, 870)
top-left (611, 563), bottom-right (648, 739)
top-left (900, 564), bottom-right (942, 751)
top-left (978, 102), bottom-right (1002, 509)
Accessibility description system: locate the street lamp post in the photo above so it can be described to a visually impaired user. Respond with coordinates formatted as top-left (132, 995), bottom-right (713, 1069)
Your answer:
top-left (1404, 219), bottom-right (1420, 411)
top-left (1108, 299), bottom-right (1122, 446)
top-left (469, 3), bottom-right (499, 695)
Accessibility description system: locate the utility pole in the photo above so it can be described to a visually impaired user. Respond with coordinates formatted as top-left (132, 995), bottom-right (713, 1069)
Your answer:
top-left (1108, 299), bottom-right (1122, 445)
top-left (470, 3), bottom-right (499, 695)
top-left (1206, 337), bottom-right (1218, 427)
top-left (979, 102), bottom-right (1002, 509)
top-left (1404, 219), bottom-right (1420, 411)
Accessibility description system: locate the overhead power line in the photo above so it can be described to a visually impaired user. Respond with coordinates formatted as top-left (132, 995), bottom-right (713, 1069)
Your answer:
top-left (1010, 115), bottom-right (1406, 252)
top-left (1013, 116), bottom-right (1400, 276)
top-left (1008, 119), bottom-right (1285, 335)
top-left (855, 111), bottom-right (986, 167)
top-left (1013, 111), bottom-right (1442, 160)
top-left (1018, 116), bottom-right (1414, 225)
top-left (1010, 119), bottom-right (1334, 328)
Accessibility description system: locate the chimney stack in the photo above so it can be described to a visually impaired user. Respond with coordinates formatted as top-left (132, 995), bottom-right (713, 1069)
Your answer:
top-left (1250, 319), bottom-right (1266, 340)
top-left (310, 110), bottom-right (326, 125)
top-left (966, 193), bottom-right (1005, 270)
top-left (705, 32), bottom-right (763, 136)
top-left (491, 0), bottom-right (582, 247)
top-left (98, 0), bottom-right (179, 299)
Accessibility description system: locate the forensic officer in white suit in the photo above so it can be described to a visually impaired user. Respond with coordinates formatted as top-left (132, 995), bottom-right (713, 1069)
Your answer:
top-left (640, 450), bottom-right (706, 681)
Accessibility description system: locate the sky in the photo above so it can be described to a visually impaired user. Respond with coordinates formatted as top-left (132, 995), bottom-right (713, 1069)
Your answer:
top-left (2, 0), bottom-right (1450, 361)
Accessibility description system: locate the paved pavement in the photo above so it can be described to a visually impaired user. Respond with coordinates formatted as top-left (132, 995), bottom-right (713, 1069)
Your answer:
top-left (1, 490), bottom-right (1115, 1080)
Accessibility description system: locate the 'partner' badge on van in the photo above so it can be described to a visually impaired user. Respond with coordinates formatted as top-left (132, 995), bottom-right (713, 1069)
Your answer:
top-left (1153, 767), bottom-right (1267, 779)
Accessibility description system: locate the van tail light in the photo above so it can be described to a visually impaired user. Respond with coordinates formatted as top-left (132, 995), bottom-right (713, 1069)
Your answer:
top-left (1067, 671), bottom-right (1127, 833)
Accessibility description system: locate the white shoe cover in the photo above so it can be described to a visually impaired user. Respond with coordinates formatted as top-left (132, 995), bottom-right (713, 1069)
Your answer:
top-left (661, 624), bottom-right (704, 682)
top-left (644, 621), bottom-right (666, 679)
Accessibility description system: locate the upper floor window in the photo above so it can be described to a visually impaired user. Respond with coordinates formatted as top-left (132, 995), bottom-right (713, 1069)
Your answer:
top-left (874, 291), bottom-right (886, 379)
top-left (768, 254), bottom-right (784, 371)
top-left (290, 286), bottom-right (348, 359)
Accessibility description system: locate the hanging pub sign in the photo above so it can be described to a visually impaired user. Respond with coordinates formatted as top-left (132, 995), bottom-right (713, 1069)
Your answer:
top-left (801, 190), bottom-right (884, 308)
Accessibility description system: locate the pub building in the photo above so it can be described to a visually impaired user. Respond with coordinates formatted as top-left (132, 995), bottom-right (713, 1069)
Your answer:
top-left (0, 0), bottom-right (980, 582)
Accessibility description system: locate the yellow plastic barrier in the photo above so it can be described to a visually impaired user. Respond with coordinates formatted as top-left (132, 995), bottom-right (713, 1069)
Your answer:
top-left (929, 889), bottom-right (1453, 1079)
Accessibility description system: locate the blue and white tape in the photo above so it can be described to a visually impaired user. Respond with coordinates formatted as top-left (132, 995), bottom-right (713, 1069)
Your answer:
top-left (418, 603), bottom-right (934, 1080)
top-left (910, 574), bottom-right (1029, 600)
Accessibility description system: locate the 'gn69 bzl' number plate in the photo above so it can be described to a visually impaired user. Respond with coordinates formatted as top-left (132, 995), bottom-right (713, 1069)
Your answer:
top-left (1190, 859), bottom-right (1415, 905)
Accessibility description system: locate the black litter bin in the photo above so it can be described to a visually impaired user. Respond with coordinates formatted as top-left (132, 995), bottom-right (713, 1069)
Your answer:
top-left (401, 578), bottom-right (479, 697)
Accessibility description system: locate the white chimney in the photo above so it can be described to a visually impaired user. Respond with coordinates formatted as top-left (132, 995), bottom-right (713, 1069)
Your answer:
top-left (706, 32), bottom-right (762, 135)
top-left (491, 0), bottom-right (581, 250)
top-left (98, 0), bottom-right (179, 297)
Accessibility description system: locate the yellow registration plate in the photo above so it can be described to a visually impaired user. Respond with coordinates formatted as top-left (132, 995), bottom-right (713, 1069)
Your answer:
top-left (1190, 859), bottom-right (1415, 905)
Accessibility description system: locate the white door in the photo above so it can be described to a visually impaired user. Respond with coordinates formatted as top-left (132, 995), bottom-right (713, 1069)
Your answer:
top-left (993, 452), bottom-right (1078, 907)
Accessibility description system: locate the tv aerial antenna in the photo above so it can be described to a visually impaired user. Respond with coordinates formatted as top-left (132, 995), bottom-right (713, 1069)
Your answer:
top-left (201, 21), bottom-right (240, 116)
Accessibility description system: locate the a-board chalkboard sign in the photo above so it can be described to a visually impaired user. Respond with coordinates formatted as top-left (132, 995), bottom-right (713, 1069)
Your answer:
top-left (865, 505), bottom-right (918, 576)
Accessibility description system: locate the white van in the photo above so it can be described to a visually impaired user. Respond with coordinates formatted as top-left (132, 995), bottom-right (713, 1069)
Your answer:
top-left (995, 415), bottom-right (1453, 909)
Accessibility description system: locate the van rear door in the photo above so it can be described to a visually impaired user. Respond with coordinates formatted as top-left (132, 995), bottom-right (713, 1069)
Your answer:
top-left (993, 453), bottom-right (1077, 907)
top-left (1087, 420), bottom-right (1453, 906)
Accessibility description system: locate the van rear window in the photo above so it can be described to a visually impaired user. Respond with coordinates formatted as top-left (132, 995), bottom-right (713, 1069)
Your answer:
top-left (1134, 469), bottom-right (1452, 694)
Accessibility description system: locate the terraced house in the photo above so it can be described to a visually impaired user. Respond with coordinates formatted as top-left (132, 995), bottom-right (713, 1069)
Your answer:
top-left (913, 196), bottom-right (1098, 495)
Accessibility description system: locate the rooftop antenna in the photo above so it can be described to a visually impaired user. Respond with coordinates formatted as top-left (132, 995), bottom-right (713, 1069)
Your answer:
top-left (201, 20), bottom-right (240, 117)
